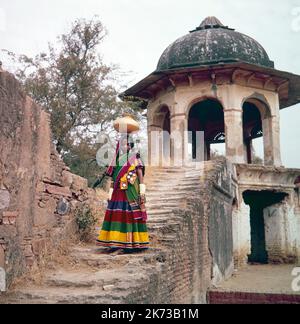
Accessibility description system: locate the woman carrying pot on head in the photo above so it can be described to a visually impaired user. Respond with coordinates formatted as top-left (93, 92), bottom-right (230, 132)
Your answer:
top-left (96, 115), bottom-right (149, 254)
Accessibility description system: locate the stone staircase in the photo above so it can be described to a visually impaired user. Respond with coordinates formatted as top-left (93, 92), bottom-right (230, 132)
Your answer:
top-left (145, 165), bottom-right (203, 235)
top-left (0, 164), bottom-right (204, 304)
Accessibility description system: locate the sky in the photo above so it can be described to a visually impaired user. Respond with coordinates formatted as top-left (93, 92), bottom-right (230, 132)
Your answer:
top-left (0, 0), bottom-right (299, 167)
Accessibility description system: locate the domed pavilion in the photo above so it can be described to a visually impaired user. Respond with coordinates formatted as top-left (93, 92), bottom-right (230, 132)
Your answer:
top-left (123, 16), bottom-right (300, 167)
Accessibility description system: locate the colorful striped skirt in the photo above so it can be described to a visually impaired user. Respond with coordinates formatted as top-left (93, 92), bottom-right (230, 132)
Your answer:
top-left (97, 187), bottom-right (150, 250)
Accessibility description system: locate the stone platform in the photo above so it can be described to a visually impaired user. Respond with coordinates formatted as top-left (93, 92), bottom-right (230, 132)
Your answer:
top-left (209, 264), bottom-right (300, 304)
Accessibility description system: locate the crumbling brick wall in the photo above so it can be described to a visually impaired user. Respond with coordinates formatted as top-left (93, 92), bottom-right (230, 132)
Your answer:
top-left (0, 70), bottom-right (98, 288)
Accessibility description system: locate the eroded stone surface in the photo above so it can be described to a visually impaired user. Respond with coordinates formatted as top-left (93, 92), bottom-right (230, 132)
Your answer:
top-left (0, 70), bottom-right (99, 288)
top-left (0, 268), bottom-right (5, 292)
top-left (0, 190), bottom-right (10, 210)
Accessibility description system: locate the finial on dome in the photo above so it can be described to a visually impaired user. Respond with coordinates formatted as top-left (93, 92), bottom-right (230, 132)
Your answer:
top-left (190, 16), bottom-right (234, 33)
top-left (201, 16), bottom-right (224, 28)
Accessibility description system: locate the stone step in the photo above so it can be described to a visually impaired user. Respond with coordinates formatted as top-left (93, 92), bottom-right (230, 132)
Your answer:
top-left (148, 214), bottom-right (175, 220)
top-left (146, 201), bottom-right (183, 207)
top-left (147, 196), bottom-right (185, 202)
top-left (146, 200), bottom-right (186, 208)
top-left (147, 170), bottom-right (186, 176)
top-left (148, 222), bottom-right (177, 230)
top-left (146, 174), bottom-right (200, 182)
top-left (69, 245), bottom-right (153, 268)
top-left (146, 177), bottom-right (185, 183)
top-left (146, 174), bottom-right (186, 180)
top-left (45, 270), bottom-right (109, 288)
top-left (179, 177), bottom-right (201, 182)
top-left (146, 191), bottom-right (188, 197)
top-left (177, 185), bottom-right (200, 191)
top-left (1, 287), bottom-right (127, 304)
top-left (147, 223), bottom-right (169, 229)
top-left (147, 186), bottom-right (181, 192)
top-left (147, 183), bottom-right (199, 191)
top-left (146, 182), bottom-right (183, 189)
top-left (147, 184), bottom-right (194, 191)
top-left (147, 219), bottom-right (167, 224)
top-left (147, 206), bottom-right (178, 212)
top-left (147, 179), bottom-right (199, 186)
top-left (146, 181), bottom-right (182, 188)
top-left (147, 209), bottom-right (174, 215)
top-left (146, 202), bottom-right (179, 208)
top-left (152, 168), bottom-right (190, 172)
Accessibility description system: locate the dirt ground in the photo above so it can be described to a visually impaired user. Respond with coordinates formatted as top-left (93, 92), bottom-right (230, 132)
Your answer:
top-left (213, 264), bottom-right (300, 295)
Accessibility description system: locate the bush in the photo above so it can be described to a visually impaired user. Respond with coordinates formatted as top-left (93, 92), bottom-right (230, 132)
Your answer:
top-left (75, 204), bottom-right (97, 242)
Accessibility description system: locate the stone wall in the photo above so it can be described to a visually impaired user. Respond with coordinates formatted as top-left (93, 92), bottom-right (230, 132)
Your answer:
top-left (232, 201), bottom-right (251, 267)
top-left (294, 189), bottom-right (300, 261)
top-left (264, 195), bottom-right (299, 264)
top-left (0, 70), bottom-right (98, 288)
top-left (208, 160), bottom-right (236, 285)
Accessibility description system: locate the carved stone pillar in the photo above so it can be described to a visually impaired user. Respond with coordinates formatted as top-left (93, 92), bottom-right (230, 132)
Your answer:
top-left (224, 108), bottom-right (246, 164)
top-left (262, 115), bottom-right (282, 166)
top-left (170, 114), bottom-right (188, 167)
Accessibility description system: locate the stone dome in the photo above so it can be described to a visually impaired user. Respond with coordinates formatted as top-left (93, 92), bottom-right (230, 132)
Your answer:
top-left (157, 17), bottom-right (274, 71)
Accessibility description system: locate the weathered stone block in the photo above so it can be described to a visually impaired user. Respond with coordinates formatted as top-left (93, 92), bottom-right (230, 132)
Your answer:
top-left (71, 175), bottom-right (88, 191)
top-left (36, 182), bottom-right (45, 193)
top-left (62, 171), bottom-right (74, 187)
top-left (34, 197), bottom-right (57, 227)
top-left (42, 177), bottom-right (62, 186)
top-left (103, 285), bottom-right (115, 291)
top-left (2, 211), bottom-right (18, 225)
top-left (0, 190), bottom-right (10, 210)
top-left (38, 201), bottom-right (47, 208)
top-left (2, 217), bottom-right (10, 225)
top-left (32, 239), bottom-right (47, 256)
top-left (45, 184), bottom-right (72, 198)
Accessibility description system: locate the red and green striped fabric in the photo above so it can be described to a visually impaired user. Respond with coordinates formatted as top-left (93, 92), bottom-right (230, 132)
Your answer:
top-left (97, 151), bottom-right (149, 250)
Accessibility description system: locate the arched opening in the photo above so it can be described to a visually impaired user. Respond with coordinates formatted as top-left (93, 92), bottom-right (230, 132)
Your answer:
top-left (242, 98), bottom-right (271, 165)
top-left (188, 98), bottom-right (225, 162)
top-left (151, 105), bottom-right (171, 165)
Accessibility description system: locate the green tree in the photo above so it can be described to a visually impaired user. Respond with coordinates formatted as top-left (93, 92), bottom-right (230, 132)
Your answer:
top-left (4, 17), bottom-right (145, 185)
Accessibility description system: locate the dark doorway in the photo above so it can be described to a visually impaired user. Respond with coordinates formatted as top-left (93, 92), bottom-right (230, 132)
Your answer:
top-left (188, 99), bottom-right (225, 161)
top-left (243, 190), bottom-right (288, 264)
